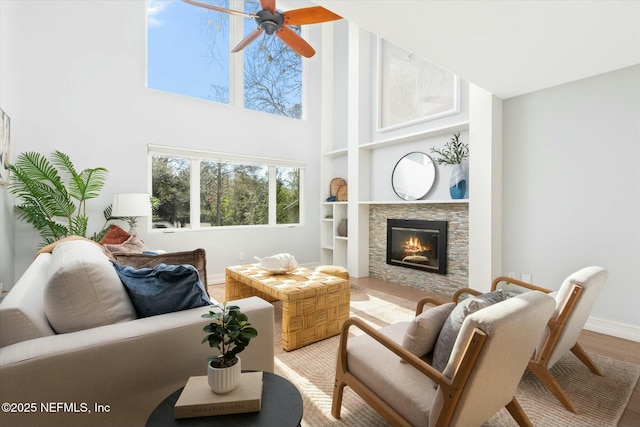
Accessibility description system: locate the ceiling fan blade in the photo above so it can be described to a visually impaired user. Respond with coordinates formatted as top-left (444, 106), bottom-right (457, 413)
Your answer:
top-left (282, 6), bottom-right (341, 26)
top-left (277, 26), bottom-right (315, 58)
top-left (182, 0), bottom-right (257, 19)
top-left (231, 27), bottom-right (264, 53)
top-left (260, 0), bottom-right (276, 15)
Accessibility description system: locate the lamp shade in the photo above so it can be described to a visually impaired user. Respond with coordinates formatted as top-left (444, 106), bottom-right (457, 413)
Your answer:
top-left (112, 193), bottom-right (152, 217)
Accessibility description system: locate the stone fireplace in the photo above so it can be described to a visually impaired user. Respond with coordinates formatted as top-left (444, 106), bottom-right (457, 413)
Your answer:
top-left (369, 203), bottom-right (468, 296)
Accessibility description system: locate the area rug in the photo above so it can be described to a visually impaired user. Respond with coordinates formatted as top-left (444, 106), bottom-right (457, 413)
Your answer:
top-left (209, 283), bottom-right (640, 427)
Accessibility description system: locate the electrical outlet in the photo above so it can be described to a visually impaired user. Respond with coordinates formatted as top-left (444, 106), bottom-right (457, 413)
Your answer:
top-left (521, 273), bottom-right (532, 283)
top-left (238, 251), bottom-right (244, 261)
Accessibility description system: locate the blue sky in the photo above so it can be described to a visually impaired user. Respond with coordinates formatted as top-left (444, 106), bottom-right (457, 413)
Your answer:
top-left (147, 0), bottom-right (230, 101)
top-left (146, 0), bottom-right (303, 116)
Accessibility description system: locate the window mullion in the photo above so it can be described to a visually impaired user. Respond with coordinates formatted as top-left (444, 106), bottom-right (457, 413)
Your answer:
top-left (268, 166), bottom-right (276, 225)
top-left (191, 159), bottom-right (201, 229)
top-left (229, 0), bottom-right (244, 107)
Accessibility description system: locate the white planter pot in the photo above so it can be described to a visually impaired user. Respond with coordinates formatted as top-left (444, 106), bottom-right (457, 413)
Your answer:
top-left (208, 356), bottom-right (241, 394)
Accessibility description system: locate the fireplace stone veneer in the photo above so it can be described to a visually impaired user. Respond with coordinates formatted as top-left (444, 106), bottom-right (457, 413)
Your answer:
top-left (369, 203), bottom-right (468, 296)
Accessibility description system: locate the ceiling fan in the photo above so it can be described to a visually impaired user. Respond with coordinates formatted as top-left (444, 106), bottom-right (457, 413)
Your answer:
top-left (183, 0), bottom-right (342, 58)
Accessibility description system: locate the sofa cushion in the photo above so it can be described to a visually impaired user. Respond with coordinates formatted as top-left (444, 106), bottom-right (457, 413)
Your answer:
top-left (402, 302), bottom-right (455, 357)
top-left (432, 290), bottom-right (506, 372)
top-left (37, 235), bottom-right (115, 260)
top-left (111, 262), bottom-right (211, 318)
top-left (348, 321), bottom-right (438, 427)
top-left (44, 240), bottom-right (137, 334)
top-left (111, 248), bottom-right (208, 287)
top-left (0, 254), bottom-right (57, 348)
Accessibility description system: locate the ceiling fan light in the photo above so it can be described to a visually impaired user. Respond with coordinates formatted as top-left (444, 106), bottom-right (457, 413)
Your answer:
top-left (260, 20), bottom-right (279, 35)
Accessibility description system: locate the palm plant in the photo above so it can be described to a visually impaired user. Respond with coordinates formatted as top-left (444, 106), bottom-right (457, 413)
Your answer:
top-left (8, 150), bottom-right (110, 246)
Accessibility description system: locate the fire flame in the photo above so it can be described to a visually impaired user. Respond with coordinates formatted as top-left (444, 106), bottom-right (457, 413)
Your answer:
top-left (404, 236), bottom-right (429, 254)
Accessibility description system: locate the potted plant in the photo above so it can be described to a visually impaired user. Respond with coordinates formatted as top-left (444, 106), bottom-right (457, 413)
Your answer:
top-left (8, 150), bottom-right (116, 245)
top-left (429, 132), bottom-right (469, 199)
top-left (202, 302), bottom-right (258, 394)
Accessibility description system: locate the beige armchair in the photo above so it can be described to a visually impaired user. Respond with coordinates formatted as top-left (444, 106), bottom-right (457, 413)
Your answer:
top-left (332, 291), bottom-right (555, 427)
top-left (480, 266), bottom-right (608, 413)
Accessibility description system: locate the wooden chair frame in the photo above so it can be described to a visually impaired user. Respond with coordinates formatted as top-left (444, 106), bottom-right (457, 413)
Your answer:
top-left (331, 297), bottom-right (533, 427)
top-left (454, 277), bottom-right (602, 413)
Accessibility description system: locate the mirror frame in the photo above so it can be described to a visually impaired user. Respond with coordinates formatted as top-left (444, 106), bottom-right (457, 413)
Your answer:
top-left (391, 152), bottom-right (436, 201)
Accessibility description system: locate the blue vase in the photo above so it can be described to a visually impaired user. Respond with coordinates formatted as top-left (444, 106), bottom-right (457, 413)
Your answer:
top-left (449, 164), bottom-right (467, 199)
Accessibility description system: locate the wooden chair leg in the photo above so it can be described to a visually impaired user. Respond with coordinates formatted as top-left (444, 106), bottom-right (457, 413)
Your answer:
top-left (528, 362), bottom-right (578, 413)
top-left (331, 377), bottom-right (346, 419)
top-left (505, 398), bottom-right (533, 427)
top-left (571, 342), bottom-right (603, 376)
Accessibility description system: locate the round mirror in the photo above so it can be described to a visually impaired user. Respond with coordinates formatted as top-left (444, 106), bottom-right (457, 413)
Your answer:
top-left (391, 152), bottom-right (436, 200)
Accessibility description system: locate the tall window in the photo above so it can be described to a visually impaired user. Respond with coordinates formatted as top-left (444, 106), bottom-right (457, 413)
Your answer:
top-left (149, 145), bottom-right (303, 229)
top-left (146, 0), bottom-right (303, 119)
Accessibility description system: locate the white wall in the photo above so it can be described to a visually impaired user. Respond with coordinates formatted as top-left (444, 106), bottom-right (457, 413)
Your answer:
top-left (3, 0), bottom-right (322, 284)
top-left (503, 65), bottom-right (640, 339)
top-left (0, 1), bottom-right (18, 291)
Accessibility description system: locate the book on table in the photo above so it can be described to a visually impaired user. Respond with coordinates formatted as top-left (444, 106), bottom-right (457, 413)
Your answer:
top-left (174, 371), bottom-right (263, 419)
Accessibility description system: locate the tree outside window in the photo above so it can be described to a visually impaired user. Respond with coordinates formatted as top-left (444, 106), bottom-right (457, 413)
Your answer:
top-left (151, 150), bottom-right (302, 230)
top-left (151, 156), bottom-right (191, 228)
top-left (147, 0), bottom-right (302, 118)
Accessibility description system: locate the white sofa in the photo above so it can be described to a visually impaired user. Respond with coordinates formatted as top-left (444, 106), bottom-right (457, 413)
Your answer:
top-left (0, 246), bottom-right (275, 427)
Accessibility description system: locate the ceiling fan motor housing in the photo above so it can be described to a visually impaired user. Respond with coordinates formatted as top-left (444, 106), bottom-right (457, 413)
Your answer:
top-left (256, 9), bottom-right (284, 35)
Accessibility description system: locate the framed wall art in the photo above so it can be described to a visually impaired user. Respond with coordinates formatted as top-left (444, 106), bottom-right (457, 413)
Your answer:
top-left (377, 38), bottom-right (460, 132)
top-left (0, 108), bottom-right (9, 185)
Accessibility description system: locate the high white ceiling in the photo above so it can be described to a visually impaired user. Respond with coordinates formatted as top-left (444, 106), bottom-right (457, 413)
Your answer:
top-left (311, 0), bottom-right (640, 99)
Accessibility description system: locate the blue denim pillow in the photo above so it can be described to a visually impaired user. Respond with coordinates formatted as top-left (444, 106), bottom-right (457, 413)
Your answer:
top-left (111, 262), bottom-right (211, 318)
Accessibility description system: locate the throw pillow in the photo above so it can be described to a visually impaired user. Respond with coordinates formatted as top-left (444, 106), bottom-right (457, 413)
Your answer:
top-left (103, 235), bottom-right (148, 254)
top-left (111, 248), bottom-right (208, 288)
top-left (44, 240), bottom-right (137, 333)
top-left (99, 224), bottom-right (131, 245)
top-left (432, 290), bottom-right (506, 372)
top-left (111, 262), bottom-right (211, 318)
top-left (402, 302), bottom-right (455, 357)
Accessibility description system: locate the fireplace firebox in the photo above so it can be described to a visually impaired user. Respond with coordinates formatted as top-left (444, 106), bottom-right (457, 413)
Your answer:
top-left (386, 219), bottom-right (447, 275)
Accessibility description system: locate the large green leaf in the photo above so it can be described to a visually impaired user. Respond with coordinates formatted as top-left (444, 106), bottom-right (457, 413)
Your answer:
top-left (8, 150), bottom-right (112, 246)
top-left (53, 151), bottom-right (108, 203)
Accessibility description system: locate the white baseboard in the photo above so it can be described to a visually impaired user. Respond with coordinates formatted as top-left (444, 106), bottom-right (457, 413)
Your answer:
top-left (208, 274), bottom-right (225, 285)
top-left (584, 316), bottom-right (640, 343)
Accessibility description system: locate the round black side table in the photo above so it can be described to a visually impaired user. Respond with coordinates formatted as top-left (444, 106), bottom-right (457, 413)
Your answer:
top-left (145, 372), bottom-right (303, 427)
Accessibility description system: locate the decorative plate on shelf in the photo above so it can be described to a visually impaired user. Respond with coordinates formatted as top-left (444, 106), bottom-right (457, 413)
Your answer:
top-left (336, 184), bottom-right (348, 201)
top-left (330, 178), bottom-right (346, 197)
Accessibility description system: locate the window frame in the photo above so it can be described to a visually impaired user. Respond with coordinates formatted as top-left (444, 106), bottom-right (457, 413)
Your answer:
top-left (146, 0), bottom-right (308, 119)
top-left (148, 144), bottom-right (305, 232)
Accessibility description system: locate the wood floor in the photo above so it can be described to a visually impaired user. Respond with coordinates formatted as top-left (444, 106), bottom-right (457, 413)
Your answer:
top-left (349, 276), bottom-right (640, 427)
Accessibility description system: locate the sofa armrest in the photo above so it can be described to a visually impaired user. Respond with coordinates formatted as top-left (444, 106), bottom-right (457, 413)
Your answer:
top-left (0, 297), bottom-right (274, 427)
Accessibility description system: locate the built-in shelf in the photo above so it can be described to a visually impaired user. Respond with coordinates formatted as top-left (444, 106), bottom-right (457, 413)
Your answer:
top-left (359, 121), bottom-right (469, 150)
top-left (359, 199), bottom-right (469, 205)
top-left (322, 147), bottom-right (348, 158)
